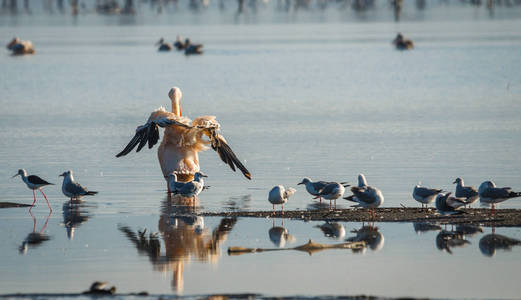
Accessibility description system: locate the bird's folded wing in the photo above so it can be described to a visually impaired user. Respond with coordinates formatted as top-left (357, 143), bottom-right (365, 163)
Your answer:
top-left (447, 197), bottom-right (466, 209)
top-left (116, 108), bottom-right (192, 158)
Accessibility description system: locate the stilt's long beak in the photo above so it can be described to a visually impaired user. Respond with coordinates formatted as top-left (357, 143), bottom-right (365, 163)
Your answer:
top-left (59, 174), bottom-right (64, 177)
top-left (11, 174), bottom-right (18, 178)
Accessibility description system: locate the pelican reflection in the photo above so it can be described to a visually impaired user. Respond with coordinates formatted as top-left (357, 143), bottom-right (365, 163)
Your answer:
top-left (19, 211), bottom-right (52, 254)
top-left (62, 202), bottom-right (91, 240)
top-left (346, 224), bottom-right (384, 253)
top-left (119, 194), bottom-right (236, 292)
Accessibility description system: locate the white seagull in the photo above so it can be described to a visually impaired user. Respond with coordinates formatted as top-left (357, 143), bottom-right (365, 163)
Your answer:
top-left (297, 177), bottom-right (329, 203)
top-left (268, 185), bottom-right (296, 213)
top-left (478, 181), bottom-right (521, 213)
top-left (344, 174), bottom-right (384, 218)
top-left (317, 182), bottom-right (345, 209)
top-left (413, 184), bottom-right (443, 209)
top-left (116, 87), bottom-right (251, 191)
top-left (453, 177), bottom-right (478, 207)
top-left (59, 170), bottom-right (98, 202)
top-left (435, 192), bottom-right (466, 215)
top-left (12, 169), bottom-right (53, 211)
top-left (168, 171), bottom-right (207, 197)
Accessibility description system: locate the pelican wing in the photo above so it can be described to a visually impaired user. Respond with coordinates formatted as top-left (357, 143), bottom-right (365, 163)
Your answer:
top-left (192, 116), bottom-right (251, 180)
top-left (116, 108), bottom-right (191, 158)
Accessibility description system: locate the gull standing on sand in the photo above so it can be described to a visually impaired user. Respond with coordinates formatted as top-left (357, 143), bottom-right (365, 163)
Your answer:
top-left (478, 181), bottom-right (521, 213)
top-left (318, 182), bottom-right (345, 209)
top-left (435, 192), bottom-right (466, 215)
top-left (116, 87), bottom-right (251, 191)
top-left (169, 171), bottom-right (207, 197)
top-left (413, 184), bottom-right (443, 209)
top-left (453, 177), bottom-right (478, 207)
top-left (59, 170), bottom-right (98, 202)
top-left (344, 174), bottom-right (384, 218)
top-left (268, 185), bottom-right (296, 213)
top-left (298, 178), bottom-right (329, 203)
top-left (13, 169), bottom-right (53, 211)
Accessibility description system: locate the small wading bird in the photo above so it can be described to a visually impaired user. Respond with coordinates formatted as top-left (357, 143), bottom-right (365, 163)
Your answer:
top-left (478, 181), bottom-right (521, 214)
top-left (435, 192), bottom-right (466, 215)
top-left (59, 170), bottom-right (98, 202)
top-left (6, 37), bottom-right (35, 55)
top-left (168, 171), bottom-right (207, 197)
top-left (116, 87), bottom-right (251, 191)
top-left (156, 38), bottom-right (172, 51)
top-left (268, 185), bottom-right (296, 213)
top-left (392, 33), bottom-right (414, 50)
top-left (344, 174), bottom-right (384, 218)
top-left (13, 169), bottom-right (53, 211)
top-left (413, 184), bottom-right (443, 209)
top-left (453, 177), bottom-right (478, 207)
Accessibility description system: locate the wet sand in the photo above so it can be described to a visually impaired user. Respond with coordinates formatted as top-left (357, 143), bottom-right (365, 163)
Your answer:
top-left (201, 207), bottom-right (521, 227)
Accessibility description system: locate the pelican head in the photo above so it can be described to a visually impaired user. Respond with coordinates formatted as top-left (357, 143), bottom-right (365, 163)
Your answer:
top-left (168, 87), bottom-right (183, 116)
top-left (59, 170), bottom-right (72, 177)
top-left (298, 177), bottom-right (311, 185)
top-left (453, 177), bottom-right (463, 184)
top-left (7, 37), bottom-right (20, 50)
top-left (12, 168), bottom-right (26, 178)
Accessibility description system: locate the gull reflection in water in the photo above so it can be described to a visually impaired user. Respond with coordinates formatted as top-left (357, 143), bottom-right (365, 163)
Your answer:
top-left (479, 232), bottom-right (521, 257)
top-left (62, 202), bottom-right (91, 240)
top-left (268, 219), bottom-right (296, 248)
top-left (435, 230), bottom-right (470, 254)
top-left (413, 222), bottom-right (442, 235)
top-left (119, 194), bottom-right (237, 292)
top-left (346, 224), bottom-right (384, 253)
top-left (316, 222), bottom-right (346, 240)
top-left (19, 211), bottom-right (52, 254)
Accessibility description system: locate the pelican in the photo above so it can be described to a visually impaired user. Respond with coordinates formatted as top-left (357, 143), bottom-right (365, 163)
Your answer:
top-left (344, 174), bottom-right (384, 218)
top-left (453, 177), bottom-right (479, 207)
top-left (156, 38), bottom-right (172, 51)
top-left (268, 185), bottom-right (296, 213)
top-left (59, 170), bottom-right (98, 202)
top-left (392, 33), bottom-right (414, 50)
top-left (6, 37), bottom-right (35, 55)
top-left (413, 184), bottom-right (442, 209)
top-left (116, 87), bottom-right (251, 191)
top-left (13, 169), bottom-right (53, 211)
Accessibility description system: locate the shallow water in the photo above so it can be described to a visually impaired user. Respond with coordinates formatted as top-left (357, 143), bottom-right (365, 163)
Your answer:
top-left (1, 4), bottom-right (521, 298)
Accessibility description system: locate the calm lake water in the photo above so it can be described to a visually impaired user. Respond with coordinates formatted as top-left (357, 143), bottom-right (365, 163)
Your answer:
top-left (1, 3), bottom-right (521, 298)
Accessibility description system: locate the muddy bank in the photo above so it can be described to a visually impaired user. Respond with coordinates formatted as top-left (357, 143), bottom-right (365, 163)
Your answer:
top-left (0, 202), bottom-right (31, 208)
top-left (200, 207), bottom-right (521, 227)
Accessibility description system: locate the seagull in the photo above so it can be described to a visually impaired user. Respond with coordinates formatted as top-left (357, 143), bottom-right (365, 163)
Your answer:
top-left (344, 174), bottom-right (384, 218)
top-left (392, 33), bottom-right (414, 50)
top-left (184, 38), bottom-right (203, 55)
top-left (156, 37), bottom-right (172, 51)
top-left (116, 86), bottom-right (251, 191)
top-left (169, 171), bottom-right (207, 197)
top-left (297, 178), bottom-right (329, 202)
top-left (453, 178), bottom-right (479, 207)
top-left (317, 182), bottom-right (345, 209)
top-left (174, 35), bottom-right (186, 50)
top-left (6, 37), bottom-right (35, 55)
top-left (268, 185), bottom-right (296, 213)
top-left (435, 192), bottom-right (467, 215)
top-left (59, 170), bottom-right (98, 202)
top-left (12, 169), bottom-right (53, 211)
top-left (478, 181), bottom-right (521, 213)
top-left (413, 184), bottom-right (443, 209)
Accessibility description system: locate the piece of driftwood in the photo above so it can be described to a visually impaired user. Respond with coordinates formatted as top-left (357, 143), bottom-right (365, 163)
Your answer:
top-left (228, 239), bottom-right (366, 256)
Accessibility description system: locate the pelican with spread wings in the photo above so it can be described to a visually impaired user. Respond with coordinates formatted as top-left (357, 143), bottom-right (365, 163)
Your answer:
top-left (116, 87), bottom-right (251, 190)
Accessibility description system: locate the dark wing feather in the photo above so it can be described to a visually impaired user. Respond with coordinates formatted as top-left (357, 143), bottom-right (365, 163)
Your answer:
top-left (416, 187), bottom-right (442, 197)
top-left (27, 175), bottom-right (52, 185)
top-left (208, 129), bottom-right (251, 180)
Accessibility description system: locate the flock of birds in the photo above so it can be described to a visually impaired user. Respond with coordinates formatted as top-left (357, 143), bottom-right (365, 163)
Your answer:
top-left (156, 35), bottom-right (204, 55)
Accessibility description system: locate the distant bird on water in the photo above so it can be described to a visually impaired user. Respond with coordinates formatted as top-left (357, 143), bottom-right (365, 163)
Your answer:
top-left (435, 192), bottom-right (466, 215)
top-left (392, 33), bottom-right (414, 50)
top-left (12, 169), bottom-right (53, 211)
top-left (344, 174), bottom-right (384, 218)
top-left (184, 38), bottom-right (203, 55)
top-left (6, 37), bottom-right (35, 55)
top-left (156, 37), bottom-right (172, 51)
top-left (174, 35), bottom-right (186, 50)
top-left (413, 184), bottom-right (443, 209)
top-left (268, 185), bottom-right (296, 213)
top-left (59, 170), bottom-right (98, 202)
top-left (116, 86), bottom-right (251, 191)
top-left (453, 177), bottom-right (478, 207)
top-left (478, 181), bottom-right (521, 213)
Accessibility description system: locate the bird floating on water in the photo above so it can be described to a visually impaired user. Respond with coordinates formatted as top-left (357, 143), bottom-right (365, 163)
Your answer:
top-left (156, 37), bottom-right (172, 51)
top-left (435, 192), bottom-right (466, 215)
top-left (13, 169), bottom-right (53, 211)
top-left (184, 38), bottom-right (203, 55)
top-left (168, 171), bottom-right (207, 197)
top-left (392, 33), bottom-right (414, 50)
top-left (344, 174), bottom-right (384, 218)
top-left (59, 170), bottom-right (98, 202)
top-left (413, 184), bottom-right (443, 209)
top-left (478, 181), bottom-right (521, 213)
top-left (116, 86), bottom-right (251, 191)
top-left (268, 185), bottom-right (296, 213)
top-left (6, 37), bottom-right (35, 55)
top-left (453, 177), bottom-right (478, 207)
top-left (174, 35), bottom-right (186, 50)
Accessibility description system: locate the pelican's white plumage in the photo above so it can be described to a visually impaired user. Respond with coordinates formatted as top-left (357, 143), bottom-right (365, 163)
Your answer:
top-left (116, 87), bottom-right (251, 188)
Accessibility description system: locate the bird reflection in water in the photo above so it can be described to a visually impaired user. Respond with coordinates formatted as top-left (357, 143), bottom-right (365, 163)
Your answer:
top-left (346, 224), bottom-right (384, 253)
top-left (479, 228), bottom-right (521, 257)
top-left (62, 201), bottom-right (91, 240)
top-left (268, 219), bottom-right (295, 248)
top-left (316, 222), bottom-right (346, 240)
top-left (119, 194), bottom-right (237, 292)
top-left (435, 230), bottom-right (470, 254)
top-left (19, 211), bottom-right (52, 254)
top-left (413, 222), bottom-right (442, 235)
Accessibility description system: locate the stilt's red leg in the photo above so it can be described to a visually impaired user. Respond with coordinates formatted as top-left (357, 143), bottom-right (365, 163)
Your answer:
top-left (39, 189), bottom-right (52, 212)
top-left (30, 190), bottom-right (37, 209)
